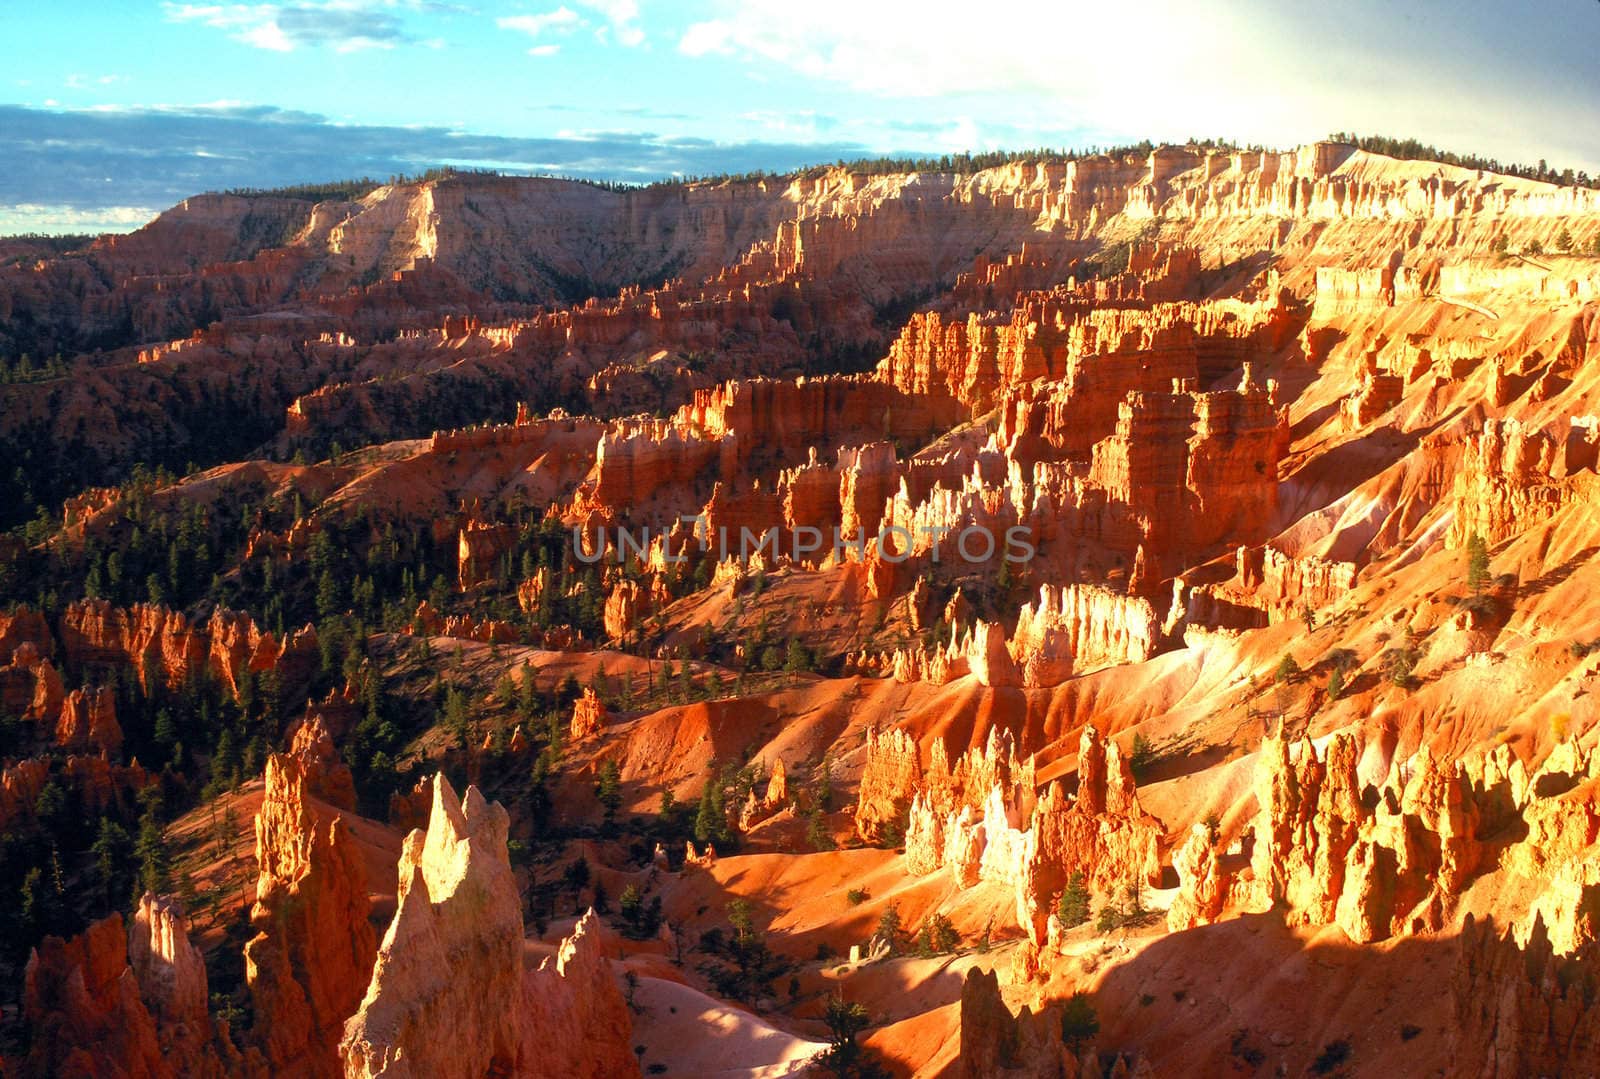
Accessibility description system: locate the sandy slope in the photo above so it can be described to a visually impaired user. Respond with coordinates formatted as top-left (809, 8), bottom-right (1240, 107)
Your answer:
top-left (629, 974), bottom-right (827, 1077)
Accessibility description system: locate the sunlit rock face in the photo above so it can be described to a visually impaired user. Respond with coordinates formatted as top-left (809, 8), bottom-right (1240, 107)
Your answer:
top-left (339, 776), bottom-right (637, 1079)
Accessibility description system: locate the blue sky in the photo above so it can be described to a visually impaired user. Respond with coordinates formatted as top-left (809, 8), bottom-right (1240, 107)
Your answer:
top-left (4, 0), bottom-right (1599, 234)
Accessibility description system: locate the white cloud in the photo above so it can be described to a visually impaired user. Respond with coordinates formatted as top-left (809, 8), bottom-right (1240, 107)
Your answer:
top-left (165, 3), bottom-right (288, 50)
top-left (497, 8), bottom-right (582, 38)
top-left (676, 1), bottom-right (1232, 124)
top-left (164, 1), bottom-right (414, 53)
top-left (670, 0), bottom-right (1600, 170)
top-left (239, 19), bottom-right (294, 50)
top-left (0, 203), bottom-right (159, 236)
top-left (574, 0), bottom-right (643, 47)
top-left (65, 73), bottom-right (124, 91)
top-left (499, 4), bottom-right (641, 52)
top-left (678, 19), bottom-right (729, 57)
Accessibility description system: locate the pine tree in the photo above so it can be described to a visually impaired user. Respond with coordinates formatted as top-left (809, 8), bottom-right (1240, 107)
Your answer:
top-left (784, 638), bottom-right (810, 673)
top-left (876, 903), bottom-right (904, 953)
top-left (517, 663), bottom-right (538, 720)
top-left (20, 867), bottom-right (46, 935)
top-left (212, 728), bottom-right (240, 788)
top-left (1466, 532), bottom-right (1490, 595)
top-left (595, 759), bottom-right (622, 830)
top-left (1058, 870), bottom-right (1091, 927)
top-left (445, 686), bottom-right (470, 745)
top-left (919, 912), bottom-right (959, 955)
top-left (806, 807), bottom-right (836, 851)
top-left (1060, 992), bottom-right (1100, 1052)
top-left (91, 817), bottom-right (132, 908)
top-left (694, 770), bottom-right (726, 845)
top-left (136, 807), bottom-right (170, 897)
top-left (317, 569), bottom-right (343, 618)
top-left (822, 994), bottom-right (871, 1071)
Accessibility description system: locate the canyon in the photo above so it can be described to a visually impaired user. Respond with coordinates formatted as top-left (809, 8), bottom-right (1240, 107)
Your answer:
top-left (2, 140), bottom-right (1600, 1076)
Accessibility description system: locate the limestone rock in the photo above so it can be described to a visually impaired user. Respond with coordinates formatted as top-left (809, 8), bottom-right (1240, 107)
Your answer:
top-left (55, 686), bottom-right (122, 755)
top-left (284, 712), bottom-right (359, 811)
top-left (408, 600), bottom-right (519, 644)
top-left (1448, 418), bottom-right (1596, 548)
top-left (60, 599), bottom-right (316, 699)
top-left (1453, 914), bottom-right (1600, 1077)
top-left (128, 894), bottom-right (217, 1073)
top-left (246, 753), bottom-right (375, 1077)
top-left (739, 757), bottom-right (788, 830)
top-left (340, 776), bottom-right (638, 1078)
top-left (1247, 731), bottom-right (1485, 943)
top-left (956, 968), bottom-right (1078, 1078)
top-left (22, 914), bottom-right (168, 1079)
top-left (524, 912), bottom-right (638, 1079)
top-left (602, 578), bottom-right (648, 640)
top-left (1010, 583), bottom-right (1160, 686)
top-left (0, 605), bottom-right (53, 659)
top-left (1167, 823), bottom-right (1228, 931)
top-left (889, 724), bottom-right (1160, 943)
top-left (341, 775), bottom-right (526, 1076)
top-left (854, 726), bottom-right (922, 841)
top-left (570, 688), bottom-right (607, 740)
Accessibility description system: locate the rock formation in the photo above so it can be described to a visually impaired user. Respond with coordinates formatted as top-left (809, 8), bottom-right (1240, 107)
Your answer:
top-left (0, 641), bottom-right (63, 730)
top-left (1009, 583), bottom-right (1161, 684)
top-left (22, 901), bottom-right (242, 1079)
top-left (854, 726), bottom-right (923, 842)
top-left (8, 138), bottom-right (1600, 1078)
top-left (1183, 544), bottom-right (1358, 634)
top-left (288, 714), bottom-right (358, 810)
top-left (956, 968), bottom-right (1079, 1078)
top-left (246, 753), bottom-right (376, 1077)
top-left (55, 686), bottom-right (122, 755)
top-left (408, 600), bottom-right (519, 645)
top-left (739, 757), bottom-right (789, 830)
top-left (570, 688), bottom-right (607, 740)
top-left (602, 578), bottom-right (649, 640)
top-left (340, 775), bottom-right (637, 1078)
top-left (0, 606), bottom-right (52, 658)
top-left (1453, 914), bottom-right (1600, 1077)
top-left (890, 725), bottom-right (1161, 942)
top-left (22, 914), bottom-right (168, 1079)
top-left (1448, 417), bottom-right (1600, 548)
top-left (1166, 823), bottom-right (1228, 932)
top-left (61, 600), bottom-right (317, 699)
top-left (457, 514), bottom-right (517, 592)
top-left (127, 894), bottom-right (222, 1075)
top-left (522, 912), bottom-right (638, 1079)
top-left (1243, 732), bottom-right (1483, 942)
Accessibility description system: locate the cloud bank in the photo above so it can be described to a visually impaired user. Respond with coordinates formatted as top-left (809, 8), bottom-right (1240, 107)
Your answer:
top-left (163, 2), bottom-right (416, 53)
top-left (0, 103), bottom-right (878, 234)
